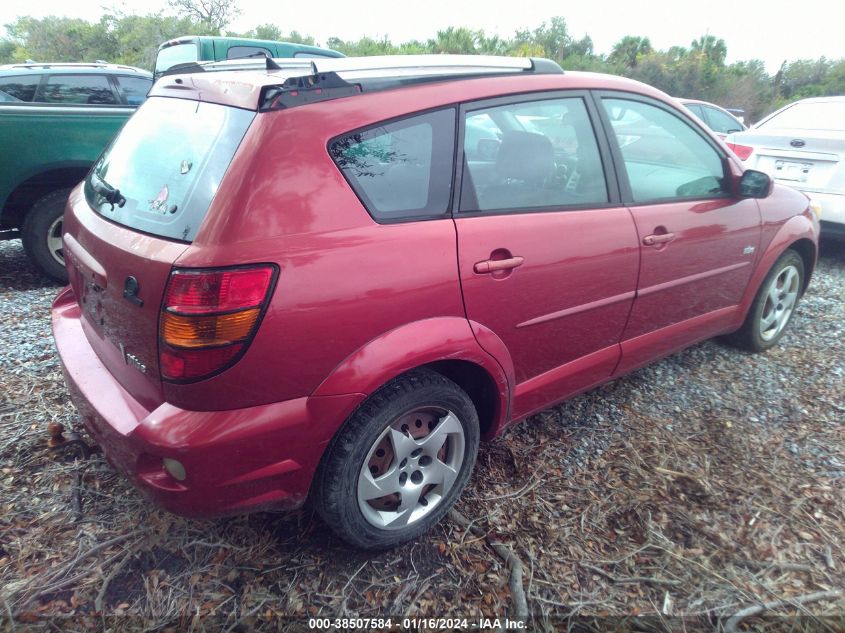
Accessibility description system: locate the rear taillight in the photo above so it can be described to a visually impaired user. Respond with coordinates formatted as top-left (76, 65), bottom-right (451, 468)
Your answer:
top-left (159, 265), bottom-right (277, 381)
top-left (726, 142), bottom-right (754, 161)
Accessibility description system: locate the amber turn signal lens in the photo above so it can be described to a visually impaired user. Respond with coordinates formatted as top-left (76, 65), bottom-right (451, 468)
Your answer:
top-left (161, 308), bottom-right (260, 348)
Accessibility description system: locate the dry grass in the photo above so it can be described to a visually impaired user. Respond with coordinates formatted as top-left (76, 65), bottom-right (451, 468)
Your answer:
top-left (1, 241), bottom-right (843, 631)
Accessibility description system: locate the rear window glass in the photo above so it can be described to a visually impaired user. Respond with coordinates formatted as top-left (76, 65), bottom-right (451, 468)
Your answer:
top-left (156, 43), bottom-right (199, 75)
top-left (0, 75), bottom-right (40, 102)
top-left (85, 97), bottom-right (254, 242)
top-left (760, 101), bottom-right (845, 131)
top-left (329, 109), bottom-right (456, 221)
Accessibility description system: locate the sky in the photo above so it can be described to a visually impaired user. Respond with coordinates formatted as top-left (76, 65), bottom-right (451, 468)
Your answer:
top-left (3, 0), bottom-right (844, 73)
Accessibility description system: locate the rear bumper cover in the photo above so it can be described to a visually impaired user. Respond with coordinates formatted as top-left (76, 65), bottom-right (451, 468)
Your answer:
top-left (51, 286), bottom-right (364, 518)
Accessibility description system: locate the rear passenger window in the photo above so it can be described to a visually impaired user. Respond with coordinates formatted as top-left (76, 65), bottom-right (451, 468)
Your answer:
top-left (0, 75), bottom-right (40, 102)
top-left (329, 109), bottom-right (456, 221)
top-left (460, 97), bottom-right (608, 212)
top-left (41, 74), bottom-right (117, 104)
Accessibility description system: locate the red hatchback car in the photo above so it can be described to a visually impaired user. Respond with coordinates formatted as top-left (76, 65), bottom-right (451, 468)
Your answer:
top-left (52, 55), bottom-right (818, 548)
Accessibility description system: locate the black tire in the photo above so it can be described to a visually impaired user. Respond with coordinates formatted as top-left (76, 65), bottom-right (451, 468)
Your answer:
top-left (312, 369), bottom-right (480, 549)
top-left (726, 249), bottom-right (804, 352)
top-left (22, 189), bottom-right (70, 283)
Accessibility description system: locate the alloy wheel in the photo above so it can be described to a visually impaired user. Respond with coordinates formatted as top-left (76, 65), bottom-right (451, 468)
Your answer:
top-left (759, 264), bottom-right (800, 341)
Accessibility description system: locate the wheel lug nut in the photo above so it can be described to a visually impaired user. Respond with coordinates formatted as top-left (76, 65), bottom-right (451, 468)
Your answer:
top-left (410, 471), bottom-right (423, 485)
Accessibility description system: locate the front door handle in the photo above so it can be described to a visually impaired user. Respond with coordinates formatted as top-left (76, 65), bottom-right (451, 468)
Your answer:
top-left (474, 256), bottom-right (524, 274)
top-left (643, 232), bottom-right (676, 246)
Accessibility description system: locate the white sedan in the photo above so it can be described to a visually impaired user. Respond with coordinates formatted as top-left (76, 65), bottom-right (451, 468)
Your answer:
top-left (725, 96), bottom-right (845, 239)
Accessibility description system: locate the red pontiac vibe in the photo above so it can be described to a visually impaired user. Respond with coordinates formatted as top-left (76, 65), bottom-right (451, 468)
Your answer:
top-left (52, 55), bottom-right (819, 548)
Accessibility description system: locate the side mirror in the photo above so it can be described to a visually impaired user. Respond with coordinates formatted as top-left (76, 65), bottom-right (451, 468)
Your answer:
top-left (739, 169), bottom-right (772, 198)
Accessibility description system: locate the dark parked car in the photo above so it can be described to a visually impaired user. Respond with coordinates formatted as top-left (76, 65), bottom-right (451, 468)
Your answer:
top-left (0, 62), bottom-right (152, 280)
top-left (53, 56), bottom-right (819, 549)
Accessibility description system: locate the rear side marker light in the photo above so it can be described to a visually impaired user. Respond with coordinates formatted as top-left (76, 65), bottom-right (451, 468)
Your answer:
top-left (159, 265), bottom-right (277, 381)
top-left (726, 142), bottom-right (754, 161)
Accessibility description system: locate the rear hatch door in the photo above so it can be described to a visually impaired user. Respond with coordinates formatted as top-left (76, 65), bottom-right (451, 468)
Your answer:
top-left (64, 96), bottom-right (255, 410)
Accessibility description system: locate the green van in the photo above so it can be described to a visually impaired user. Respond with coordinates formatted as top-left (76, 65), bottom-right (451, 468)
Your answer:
top-left (154, 36), bottom-right (344, 78)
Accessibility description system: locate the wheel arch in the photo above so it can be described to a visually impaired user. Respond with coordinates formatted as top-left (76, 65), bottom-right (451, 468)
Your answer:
top-left (1, 162), bottom-right (90, 229)
top-left (311, 317), bottom-right (513, 439)
top-left (738, 215), bottom-right (818, 321)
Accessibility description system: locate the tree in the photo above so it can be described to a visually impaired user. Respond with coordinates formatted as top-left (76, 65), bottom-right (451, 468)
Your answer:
top-left (428, 27), bottom-right (478, 54)
top-left (609, 35), bottom-right (652, 69)
top-left (690, 35), bottom-right (727, 67)
top-left (166, 0), bottom-right (240, 35)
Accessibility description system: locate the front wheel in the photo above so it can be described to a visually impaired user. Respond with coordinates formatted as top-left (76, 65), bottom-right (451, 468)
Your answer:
top-left (727, 249), bottom-right (804, 352)
top-left (22, 189), bottom-right (71, 283)
top-left (312, 370), bottom-right (480, 549)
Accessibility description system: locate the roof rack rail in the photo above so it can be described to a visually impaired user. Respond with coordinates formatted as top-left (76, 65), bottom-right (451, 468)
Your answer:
top-left (162, 54), bottom-right (563, 80)
top-left (257, 55), bottom-right (563, 111)
top-left (306, 54), bottom-right (556, 75)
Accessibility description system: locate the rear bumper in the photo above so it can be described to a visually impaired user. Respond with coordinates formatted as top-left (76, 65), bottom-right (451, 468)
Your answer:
top-left (51, 286), bottom-right (365, 518)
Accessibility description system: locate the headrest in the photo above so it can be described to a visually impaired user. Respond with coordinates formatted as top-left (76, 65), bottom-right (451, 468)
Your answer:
top-left (495, 131), bottom-right (555, 184)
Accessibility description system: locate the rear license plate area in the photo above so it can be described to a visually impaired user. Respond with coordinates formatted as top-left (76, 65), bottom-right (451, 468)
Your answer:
top-left (774, 159), bottom-right (812, 182)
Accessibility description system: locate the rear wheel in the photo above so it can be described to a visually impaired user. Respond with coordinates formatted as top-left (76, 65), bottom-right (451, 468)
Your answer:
top-left (727, 249), bottom-right (804, 352)
top-left (313, 370), bottom-right (479, 549)
top-left (22, 189), bottom-right (70, 283)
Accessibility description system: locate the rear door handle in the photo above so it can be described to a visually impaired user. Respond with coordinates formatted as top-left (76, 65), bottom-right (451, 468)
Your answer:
top-left (642, 232), bottom-right (676, 246)
top-left (474, 256), bottom-right (524, 274)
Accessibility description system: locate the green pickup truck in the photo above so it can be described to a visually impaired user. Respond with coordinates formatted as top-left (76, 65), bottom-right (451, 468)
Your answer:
top-left (1, 39), bottom-right (342, 282)
top-left (0, 62), bottom-right (153, 281)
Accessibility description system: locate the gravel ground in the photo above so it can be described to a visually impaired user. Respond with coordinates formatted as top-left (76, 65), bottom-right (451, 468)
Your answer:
top-left (0, 237), bottom-right (843, 631)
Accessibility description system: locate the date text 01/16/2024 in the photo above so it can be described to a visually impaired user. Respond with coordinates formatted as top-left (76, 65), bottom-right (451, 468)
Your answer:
top-left (308, 617), bottom-right (527, 630)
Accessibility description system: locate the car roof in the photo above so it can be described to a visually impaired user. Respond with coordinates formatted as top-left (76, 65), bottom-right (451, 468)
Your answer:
top-left (150, 55), bottom-right (669, 112)
top-left (791, 95), bottom-right (845, 104)
top-left (158, 35), bottom-right (343, 58)
top-left (0, 63), bottom-right (152, 77)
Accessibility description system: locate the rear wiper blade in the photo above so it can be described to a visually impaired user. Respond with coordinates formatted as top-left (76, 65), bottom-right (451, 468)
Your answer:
top-left (91, 173), bottom-right (126, 209)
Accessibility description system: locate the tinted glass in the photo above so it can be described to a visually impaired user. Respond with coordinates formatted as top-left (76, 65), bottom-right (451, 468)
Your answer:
top-left (85, 97), bottom-right (255, 242)
top-left (684, 103), bottom-right (705, 119)
top-left (703, 106), bottom-right (744, 134)
top-left (227, 45), bottom-right (271, 60)
top-left (41, 74), bottom-right (116, 104)
top-left (156, 43), bottom-right (199, 74)
top-left (760, 100), bottom-right (845, 131)
top-left (603, 98), bottom-right (727, 202)
top-left (461, 97), bottom-right (607, 212)
top-left (0, 75), bottom-right (40, 102)
top-left (330, 109), bottom-right (456, 221)
top-left (115, 76), bottom-right (152, 106)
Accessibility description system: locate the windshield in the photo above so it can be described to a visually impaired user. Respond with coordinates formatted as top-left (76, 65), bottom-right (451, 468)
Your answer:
top-left (84, 97), bottom-right (255, 242)
top-left (760, 101), bottom-right (845, 132)
top-left (155, 42), bottom-right (200, 75)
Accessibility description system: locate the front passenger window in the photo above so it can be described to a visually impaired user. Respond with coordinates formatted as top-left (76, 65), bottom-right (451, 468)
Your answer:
top-left (602, 98), bottom-right (728, 202)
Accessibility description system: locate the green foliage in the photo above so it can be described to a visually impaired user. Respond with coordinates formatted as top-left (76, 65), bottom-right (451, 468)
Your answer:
top-left (1, 11), bottom-right (842, 123)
